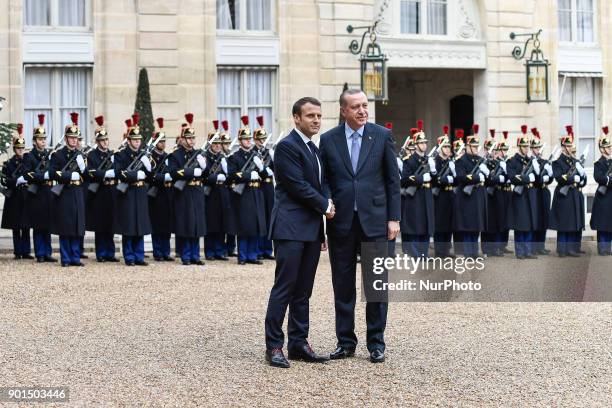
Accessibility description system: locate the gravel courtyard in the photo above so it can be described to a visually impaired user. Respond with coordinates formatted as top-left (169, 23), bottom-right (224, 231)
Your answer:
top-left (0, 253), bottom-right (610, 407)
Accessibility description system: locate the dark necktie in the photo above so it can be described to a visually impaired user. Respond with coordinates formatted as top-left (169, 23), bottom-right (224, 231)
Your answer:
top-left (307, 141), bottom-right (320, 184)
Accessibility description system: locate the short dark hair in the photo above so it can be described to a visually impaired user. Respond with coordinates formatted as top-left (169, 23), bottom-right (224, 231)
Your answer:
top-left (292, 97), bottom-right (321, 116)
top-left (339, 88), bottom-right (364, 107)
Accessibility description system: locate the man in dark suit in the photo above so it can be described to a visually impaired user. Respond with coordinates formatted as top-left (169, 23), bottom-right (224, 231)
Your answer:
top-left (319, 89), bottom-right (401, 363)
top-left (264, 97), bottom-right (334, 368)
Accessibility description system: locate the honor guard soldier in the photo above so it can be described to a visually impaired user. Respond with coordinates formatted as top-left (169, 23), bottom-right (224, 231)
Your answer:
top-left (400, 120), bottom-right (435, 257)
top-left (452, 125), bottom-right (488, 259)
top-left (550, 126), bottom-right (586, 257)
top-left (1, 125), bottom-right (33, 259)
top-left (531, 129), bottom-right (553, 255)
top-left (49, 113), bottom-right (87, 266)
top-left (227, 115), bottom-right (267, 265)
top-left (432, 126), bottom-right (455, 257)
top-left (76, 130), bottom-right (89, 259)
top-left (113, 114), bottom-right (153, 266)
top-left (590, 127), bottom-right (612, 255)
top-left (204, 120), bottom-right (231, 261)
top-left (220, 121), bottom-right (238, 257)
top-left (398, 132), bottom-right (416, 253)
top-left (148, 117), bottom-right (174, 262)
top-left (507, 126), bottom-right (540, 259)
top-left (167, 113), bottom-right (208, 266)
top-left (85, 116), bottom-right (119, 262)
top-left (23, 115), bottom-right (56, 262)
top-left (253, 115), bottom-right (275, 260)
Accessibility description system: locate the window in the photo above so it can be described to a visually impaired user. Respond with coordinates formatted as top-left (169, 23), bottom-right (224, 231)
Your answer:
top-left (217, 68), bottom-right (275, 139)
top-left (24, 0), bottom-right (88, 28)
top-left (558, 0), bottom-right (594, 43)
top-left (217, 0), bottom-right (272, 31)
top-left (24, 67), bottom-right (91, 146)
top-left (400, 0), bottom-right (447, 35)
top-left (559, 76), bottom-right (599, 167)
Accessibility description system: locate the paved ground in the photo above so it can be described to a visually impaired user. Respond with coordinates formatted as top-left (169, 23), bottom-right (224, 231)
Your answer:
top-left (0, 252), bottom-right (610, 407)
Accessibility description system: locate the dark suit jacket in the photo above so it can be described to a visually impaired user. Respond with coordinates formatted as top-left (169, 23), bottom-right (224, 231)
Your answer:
top-left (319, 122), bottom-right (401, 238)
top-left (268, 130), bottom-right (328, 242)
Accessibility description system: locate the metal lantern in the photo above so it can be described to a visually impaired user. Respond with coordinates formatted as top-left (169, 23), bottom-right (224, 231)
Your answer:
top-left (510, 30), bottom-right (550, 103)
top-left (348, 23), bottom-right (389, 103)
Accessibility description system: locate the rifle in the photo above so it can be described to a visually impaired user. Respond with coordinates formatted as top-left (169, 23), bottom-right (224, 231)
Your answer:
top-left (0, 156), bottom-right (25, 198)
top-left (117, 135), bottom-right (164, 194)
top-left (404, 146), bottom-right (438, 197)
top-left (486, 158), bottom-right (507, 196)
top-left (89, 139), bottom-right (127, 193)
top-left (27, 134), bottom-right (70, 194)
top-left (463, 143), bottom-right (495, 196)
top-left (203, 137), bottom-right (238, 196)
top-left (559, 145), bottom-right (590, 196)
top-left (147, 142), bottom-right (178, 198)
top-left (232, 135), bottom-right (273, 195)
top-left (433, 150), bottom-right (461, 197)
top-left (398, 135), bottom-right (413, 159)
top-left (50, 144), bottom-right (91, 196)
top-left (597, 158), bottom-right (612, 195)
top-left (173, 135), bottom-right (218, 192)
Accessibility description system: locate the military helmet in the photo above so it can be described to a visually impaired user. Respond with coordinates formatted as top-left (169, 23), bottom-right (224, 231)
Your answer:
top-left (530, 128), bottom-right (543, 148)
top-left (253, 116), bottom-right (268, 140)
top-left (208, 120), bottom-right (223, 144)
top-left (127, 113), bottom-right (142, 140)
top-left (484, 129), bottom-right (496, 150)
top-left (496, 131), bottom-right (510, 151)
top-left (516, 125), bottom-right (530, 147)
top-left (220, 120), bottom-right (231, 144)
top-left (154, 117), bottom-right (166, 142)
top-left (181, 113), bottom-right (195, 138)
top-left (561, 125), bottom-right (575, 147)
top-left (466, 124), bottom-right (479, 146)
top-left (453, 129), bottom-right (465, 152)
top-left (437, 125), bottom-right (451, 147)
top-left (412, 120), bottom-right (427, 143)
top-left (13, 123), bottom-right (26, 148)
top-left (33, 114), bottom-right (46, 139)
top-left (238, 115), bottom-right (251, 140)
top-left (94, 115), bottom-right (108, 140)
top-left (599, 126), bottom-right (611, 149)
top-left (64, 112), bottom-right (81, 138)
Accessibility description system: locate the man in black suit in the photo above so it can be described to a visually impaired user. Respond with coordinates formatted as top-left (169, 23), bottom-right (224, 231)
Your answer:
top-left (264, 97), bottom-right (334, 368)
top-left (319, 89), bottom-right (401, 363)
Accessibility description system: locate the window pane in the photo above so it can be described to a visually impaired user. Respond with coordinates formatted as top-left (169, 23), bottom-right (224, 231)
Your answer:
top-left (24, 0), bottom-right (51, 26)
top-left (558, 10), bottom-right (572, 41)
top-left (217, 70), bottom-right (241, 106)
top-left (217, 0), bottom-right (238, 30)
top-left (576, 77), bottom-right (594, 106)
top-left (58, 0), bottom-right (86, 26)
top-left (576, 0), bottom-right (593, 10)
top-left (400, 0), bottom-right (420, 34)
top-left (577, 11), bottom-right (594, 42)
top-left (59, 68), bottom-right (89, 140)
top-left (428, 0), bottom-right (446, 35)
top-left (558, 0), bottom-right (571, 8)
top-left (246, 0), bottom-right (271, 30)
top-left (559, 76), bottom-right (573, 106)
top-left (578, 107), bottom-right (595, 136)
top-left (247, 71), bottom-right (272, 106)
top-left (559, 107), bottom-right (573, 134)
top-left (25, 68), bottom-right (52, 106)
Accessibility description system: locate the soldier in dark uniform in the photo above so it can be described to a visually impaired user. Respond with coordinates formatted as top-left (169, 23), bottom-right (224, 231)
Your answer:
top-left (1, 126), bottom-right (32, 259)
top-left (432, 127), bottom-right (455, 257)
top-left (451, 132), bottom-right (465, 255)
top-left (167, 113), bottom-right (208, 266)
top-left (85, 116), bottom-right (119, 262)
top-left (227, 115), bottom-right (267, 265)
top-left (549, 126), bottom-right (586, 257)
top-left (401, 120), bottom-right (435, 257)
top-left (113, 116), bottom-right (153, 266)
top-left (148, 118), bottom-right (174, 262)
top-left (590, 128), bottom-right (612, 255)
top-left (23, 115), bottom-right (56, 262)
top-left (253, 116), bottom-right (275, 260)
top-left (497, 132), bottom-right (512, 254)
top-left (204, 120), bottom-right (231, 261)
top-left (453, 125), bottom-right (488, 258)
top-left (531, 129), bottom-right (553, 255)
top-left (398, 132), bottom-right (415, 255)
top-left (49, 113), bottom-right (86, 266)
top-left (220, 121), bottom-right (237, 257)
top-left (76, 132), bottom-right (90, 259)
top-left (480, 129), bottom-right (500, 256)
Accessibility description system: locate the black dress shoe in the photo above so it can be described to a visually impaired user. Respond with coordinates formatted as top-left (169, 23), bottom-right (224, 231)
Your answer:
top-left (97, 258), bottom-right (107, 263)
top-left (265, 348), bottom-right (290, 368)
top-left (503, 248), bottom-right (513, 254)
top-left (135, 261), bottom-right (149, 266)
top-left (257, 255), bottom-right (264, 260)
top-left (71, 262), bottom-right (85, 267)
top-left (80, 254), bottom-right (89, 259)
top-left (238, 260), bottom-right (246, 265)
top-left (567, 252), bottom-right (580, 257)
top-left (192, 260), bottom-right (204, 265)
top-left (154, 257), bottom-right (163, 262)
top-left (524, 254), bottom-right (538, 259)
top-left (205, 256), bottom-right (215, 261)
top-left (538, 249), bottom-right (551, 255)
top-left (558, 252), bottom-right (566, 258)
top-left (106, 257), bottom-right (120, 262)
top-left (228, 251), bottom-right (238, 257)
top-left (126, 262), bottom-right (135, 266)
top-left (163, 256), bottom-right (175, 262)
top-left (246, 260), bottom-right (263, 265)
top-left (37, 257), bottom-right (45, 263)
top-left (182, 261), bottom-right (191, 266)
top-left (14, 254), bottom-right (22, 260)
top-left (214, 256), bottom-right (229, 261)
top-left (370, 349), bottom-right (385, 363)
top-left (262, 254), bottom-right (275, 260)
top-left (22, 254), bottom-right (35, 260)
top-left (61, 262), bottom-right (70, 267)
top-left (288, 344), bottom-right (330, 363)
top-left (44, 256), bottom-right (57, 262)
top-left (329, 346), bottom-right (355, 360)
top-left (516, 254), bottom-right (525, 260)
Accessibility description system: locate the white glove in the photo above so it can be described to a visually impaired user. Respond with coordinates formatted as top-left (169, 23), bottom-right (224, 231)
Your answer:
top-left (573, 175), bottom-right (581, 183)
top-left (499, 175), bottom-right (505, 183)
top-left (70, 172), bottom-right (80, 181)
top-left (196, 154), bottom-right (207, 170)
top-left (544, 163), bottom-right (553, 177)
top-left (396, 158), bottom-right (403, 170)
top-left (253, 156), bottom-right (264, 171)
top-left (217, 173), bottom-right (226, 182)
top-left (532, 158), bottom-right (540, 175)
top-left (428, 157), bottom-right (437, 174)
top-left (164, 173), bottom-right (172, 182)
top-left (193, 168), bottom-right (202, 177)
top-left (266, 167), bottom-right (273, 177)
top-left (137, 170), bottom-right (146, 180)
top-left (575, 162), bottom-right (585, 177)
top-left (478, 173), bottom-right (485, 183)
top-left (16, 176), bottom-right (27, 186)
top-left (44, 171), bottom-right (49, 180)
top-left (76, 154), bottom-right (85, 172)
top-left (221, 158), bottom-right (228, 174)
top-left (478, 163), bottom-right (490, 176)
top-left (543, 175), bottom-right (550, 183)
top-left (500, 161), bottom-right (507, 172)
top-left (104, 169), bottom-right (115, 179)
top-left (449, 160), bottom-right (456, 177)
top-left (422, 172), bottom-right (431, 183)
top-left (250, 170), bottom-right (260, 181)
top-left (140, 155), bottom-right (151, 172)
top-left (528, 173), bottom-right (535, 183)
top-left (447, 175), bottom-right (454, 184)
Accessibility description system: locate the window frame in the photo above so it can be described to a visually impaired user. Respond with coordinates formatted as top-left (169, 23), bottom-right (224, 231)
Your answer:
top-left (216, 0), bottom-right (276, 36)
top-left (23, 65), bottom-right (93, 146)
top-left (558, 0), bottom-right (597, 45)
top-left (23, 0), bottom-right (92, 32)
top-left (396, 0), bottom-right (449, 38)
top-left (216, 66), bottom-right (277, 140)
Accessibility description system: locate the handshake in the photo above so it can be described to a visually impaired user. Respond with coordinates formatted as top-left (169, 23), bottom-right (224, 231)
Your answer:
top-left (325, 199), bottom-right (336, 219)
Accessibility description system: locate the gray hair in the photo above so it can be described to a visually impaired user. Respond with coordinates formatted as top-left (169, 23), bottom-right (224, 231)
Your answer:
top-left (339, 88), bottom-right (365, 107)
